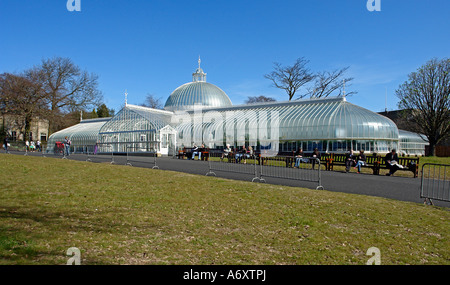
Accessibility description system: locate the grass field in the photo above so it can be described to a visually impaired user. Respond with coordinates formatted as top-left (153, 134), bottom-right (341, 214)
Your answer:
top-left (0, 154), bottom-right (449, 265)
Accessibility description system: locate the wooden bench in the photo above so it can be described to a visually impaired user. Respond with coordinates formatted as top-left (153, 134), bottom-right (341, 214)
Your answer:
top-left (378, 156), bottom-right (420, 178)
top-left (257, 152), bottom-right (327, 169)
top-left (325, 153), bottom-right (420, 177)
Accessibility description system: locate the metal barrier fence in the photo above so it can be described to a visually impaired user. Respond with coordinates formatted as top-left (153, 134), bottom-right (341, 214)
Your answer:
top-left (126, 146), bottom-right (158, 169)
top-left (206, 151), bottom-right (260, 182)
top-left (86, 144), bottom-right (115, 164)
top-left (259, 156), bottom-right (324, 190)
top-left (420, 163), bottom-right (450, 205)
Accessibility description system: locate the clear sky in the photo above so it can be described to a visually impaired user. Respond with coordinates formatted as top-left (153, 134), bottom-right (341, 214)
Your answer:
top-left (0, 0), bottom-right (449, 114)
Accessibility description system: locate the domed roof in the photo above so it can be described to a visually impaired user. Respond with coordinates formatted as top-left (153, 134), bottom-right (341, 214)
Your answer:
top-left (164, 81), bottom-right (232, 112)
top-left (164, 58), bottom-right (232, 112)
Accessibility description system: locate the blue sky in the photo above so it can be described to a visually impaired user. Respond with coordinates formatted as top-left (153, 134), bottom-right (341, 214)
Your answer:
top-left (0, 0), bottom-right (449, 113)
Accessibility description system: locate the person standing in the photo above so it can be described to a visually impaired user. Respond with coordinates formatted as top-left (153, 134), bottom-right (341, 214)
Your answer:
top-left (3, 136), bottom-right (9, 153)
top-left (64, 136), bottom-right (71, 156)
top-left (25, 140), bottom-right (30, 152)
top-left (36, 140), bottom-right (41, 152)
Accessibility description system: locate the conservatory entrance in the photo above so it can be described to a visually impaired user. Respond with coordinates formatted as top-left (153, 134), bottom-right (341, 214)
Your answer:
top-left (160, 125), bottom-right (177, 156)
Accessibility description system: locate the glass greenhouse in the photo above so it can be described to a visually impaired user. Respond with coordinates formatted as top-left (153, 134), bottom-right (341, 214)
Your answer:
top-left (97, 104), bottom-right (174, 154)
top-left (46, 59), bottom-right (428, 156)
top-left (398, 130), bottom-right (428, 156)
top-left (176, 97), bottom-right (400, 153)
top-left (46, 117), bottom-right (110, 154)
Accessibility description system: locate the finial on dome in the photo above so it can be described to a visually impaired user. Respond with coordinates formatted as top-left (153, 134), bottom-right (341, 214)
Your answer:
top-left (193, 57), bottom-right (207, 82)
top-left (125, 89), bottom-right (128, 106)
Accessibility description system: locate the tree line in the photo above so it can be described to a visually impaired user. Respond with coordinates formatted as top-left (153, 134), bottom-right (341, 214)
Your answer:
top-left (0, 57), bottom-right (111, 141)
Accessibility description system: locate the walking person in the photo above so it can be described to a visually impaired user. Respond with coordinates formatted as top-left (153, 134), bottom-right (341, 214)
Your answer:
top-left (25, 140), bottom-right (30, 152)
top-left (3, 136), bottom-right (10, 154)
top-left (36, 140), bottom-right (41, 152)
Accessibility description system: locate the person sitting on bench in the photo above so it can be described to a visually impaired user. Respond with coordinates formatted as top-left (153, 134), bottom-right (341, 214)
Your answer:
top-left (235, 145), bottom-right (247, 163)
top-left (311, 148), bottom-right (321, 169)
top-left (345, 150), bottom-right (356, 173)
top-left (355, 150), bottom-right (366, 173)
top-left (294, 147), bottom-right (305, 168)
top-left (191, 144), bottom-right (201, 160)
top-left (385, 149), bottom-right (401, 176)
top-left (221, 144), bottom-right (231, 161)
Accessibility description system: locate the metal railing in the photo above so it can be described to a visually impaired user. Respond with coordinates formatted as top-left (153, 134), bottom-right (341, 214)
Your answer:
top-left (420, 163), bottom-right (450, 205)
top-left (206, 151), bottom-right (260, 182)
top-left (125, 145), bottom-right (159, 169)
top-left (86, 144), bottom-right (115, 164)
top-left (259, 156), bottom-right (324, 190)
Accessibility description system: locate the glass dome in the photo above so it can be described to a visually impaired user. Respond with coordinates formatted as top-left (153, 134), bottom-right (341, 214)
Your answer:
top-left (164, 82), bottom-right (232, 112)
top-left (164, 58), bottom-right (232, 111)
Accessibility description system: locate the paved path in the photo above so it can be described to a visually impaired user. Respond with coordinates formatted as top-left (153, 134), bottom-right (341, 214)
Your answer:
top-left (10, 151), bottom-right (450, 208)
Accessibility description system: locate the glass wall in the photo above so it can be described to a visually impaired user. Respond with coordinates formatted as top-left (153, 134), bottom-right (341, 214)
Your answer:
top-left (398, 130), bottom-right (428, 156)
top-left (175, 97), bottom-right (401, 154)
top-left (98, 104), bottom-right (173, 153)
top-left (46, 118), bottom-right (110, 154)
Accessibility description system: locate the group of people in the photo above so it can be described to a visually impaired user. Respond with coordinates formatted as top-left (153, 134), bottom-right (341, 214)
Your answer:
top-left (25, 140), bottom-right (42, 152)
top-left (344, 148), bottom-right (401, 176)
top-left (344, 150), bottom-right (367, 173)
top-left (190, 144), bottom-right (205, 160)
top-left (2, 137), bottom-right (43, 153)
top-left (220, 144), bottom-right (254, 163)
top-left (293, 148), bottom-right (321, 169)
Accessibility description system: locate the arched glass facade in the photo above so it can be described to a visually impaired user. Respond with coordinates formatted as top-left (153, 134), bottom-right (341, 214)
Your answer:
top-left (45, 118), bottom-right (109, 153)
top-left (398, 130), bottom-right (428, 156)
top-left (176, 97), bottom-right (399, 153)
top-left (45, 60), bottom-right (428, 156)
top-left (97, 104), bottom-right (173, 153)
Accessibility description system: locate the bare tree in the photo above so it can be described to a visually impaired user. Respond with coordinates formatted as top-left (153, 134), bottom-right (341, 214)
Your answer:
top-left (0, 72), bottom-right (47, 140)
top-left (34, 57), bottom-right (102, 134)
top-left (396, 58), bottom-right (450, 156)
top-left (141, 93), bottom-right (163, 109)
top-left (307, 67), bottom-right (357, 99)
top-left (264, 57), bottom-right (315, 101)
top-left (245, 95), bottom-right (276, 104)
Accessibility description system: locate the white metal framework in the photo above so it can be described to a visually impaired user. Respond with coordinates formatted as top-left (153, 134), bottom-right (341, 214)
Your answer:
top-left (98, 104), bottom-right (173, 154)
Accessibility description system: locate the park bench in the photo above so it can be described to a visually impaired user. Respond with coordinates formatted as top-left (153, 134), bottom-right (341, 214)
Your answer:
top-left (325, 153), bottom-right (420, 177)
top-left (177, 147), bottom-right (211, 161)
top-left (257, 151), bottom-right (327, 169)
top-left (378, 156), bottom-right (420, 178)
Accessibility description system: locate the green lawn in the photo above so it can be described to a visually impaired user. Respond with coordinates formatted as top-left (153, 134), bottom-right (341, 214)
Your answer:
top-left (0, 154), bottom-right (448, 265)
